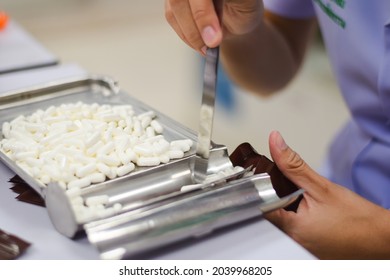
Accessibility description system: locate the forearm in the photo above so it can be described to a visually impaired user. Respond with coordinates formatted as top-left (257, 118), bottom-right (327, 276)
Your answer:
top-left (221, 12), bottom-right (317, 95)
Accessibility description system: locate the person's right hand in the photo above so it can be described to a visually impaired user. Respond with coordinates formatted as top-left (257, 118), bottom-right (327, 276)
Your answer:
top-left (165, 0), bottom-right (264, 55)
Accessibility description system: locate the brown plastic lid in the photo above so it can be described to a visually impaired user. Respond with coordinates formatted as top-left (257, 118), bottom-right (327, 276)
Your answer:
top-left (0, 229), bottom-right (31, 260)
top-left (230, 142), bottom-right (302, 212)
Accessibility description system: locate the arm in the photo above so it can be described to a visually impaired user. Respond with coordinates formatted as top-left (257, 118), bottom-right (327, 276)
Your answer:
top-left (266, 131), bottom-right (390, 259)
top-left (222, 11), bottom-right (317, 94)
top-left (165, 0), bottom-right (317, 95)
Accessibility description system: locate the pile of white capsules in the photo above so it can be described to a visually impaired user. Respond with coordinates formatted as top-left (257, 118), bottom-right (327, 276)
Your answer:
top-left (0, 102), bottom-right (193, 191)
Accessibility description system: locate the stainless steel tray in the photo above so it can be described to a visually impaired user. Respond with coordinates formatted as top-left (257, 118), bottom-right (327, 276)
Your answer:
top-left (0, 76), bottom-right (303, 259)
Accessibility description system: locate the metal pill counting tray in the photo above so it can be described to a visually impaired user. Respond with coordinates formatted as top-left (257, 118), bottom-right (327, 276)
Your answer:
top-left (0, 76), bottom-right (303, 259)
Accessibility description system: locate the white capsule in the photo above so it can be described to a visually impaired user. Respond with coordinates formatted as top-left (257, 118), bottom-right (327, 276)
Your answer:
top-left (146, 126), bottom-right (155, 138)
top-left (150, 120), bottom-right (163, 134)
top-left (118, 119), bottom-right (126, 128)
top-left (106, 168), bottom-right (118, 179)
top-left (113, 203), bottom-right (123, 213)
top-left (2, 122), bottom-right (11, 138)
top-left (99, 113), bottom-right (121, 122)
top-left (141, 116), bottom-right (152, 129)
top-left (138, 111), bottom-right (155, 120)
top-left (97, 163), bottom-right (111, 176)
top-left (97, 142), bottom-right (115, 155)
top-left (68, 177), bottom-right (91, 189)
top-left (153, 140), bottom-right (170, 155)
top-left (116, 163), bottom-right (135, 176)
top-left (85, 195), bottom-right (109, 207)
top-left (115, 137), bottom-right (129, 153)
top-left (132, 119), bottom-right (142, 136)
top-left (44, 115), bottom-right (67, 124)
top-left (9, 130), bottom-right (29, 141)
top-left (170, 139), bottom-right (191, 152)
top-left (88, 172), bottom-right (106, 184)
top-left (42, 165), bottom-right (62, 181)
top-left (96, 207), bottom-right (116, 219)
top-left (39, 174), bottom-right (51, 185)
top-left (117, 152), bottom-right (131, 165)
top-left (98, 154), bottom-right (120, 167)
top-left (85, 131), bottom-right (101, 148)
top-left (72, 154), bottom-right (95, 165)
top-left (86, 141), bottom-right (104, 156)
top-left (103, 127), bottom-right (114, 142)
top-left (136, 156), bottom-right (160, 167)
top-left (159, 153), bottom-right (170, 164)
top-left (76, 163), bottom-right (96, 178)
top-left (66, 187), bottom-right (82, 198)
top-left (14, 150), bottom-right (38, 161)
top-left (125, 148), bottom-right (138, 162)
top-left (69, 195), bottom-right (83, 205)
top-left (133, 143), bottom-right (154, 157)
top-left (168, 149), bottom-right (184, 160)
top-left (75, 208), bottom-right (96, 224)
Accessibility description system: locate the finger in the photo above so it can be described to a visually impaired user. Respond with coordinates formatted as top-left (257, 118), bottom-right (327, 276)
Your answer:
top-left (166, 0), bottom-right (208, 54)
top-left (189, 0), bottom-right (223, 48)
top-left (165, 1), bottom-right (188, 45)
top-left (268, 130), bottom-right (330, 201)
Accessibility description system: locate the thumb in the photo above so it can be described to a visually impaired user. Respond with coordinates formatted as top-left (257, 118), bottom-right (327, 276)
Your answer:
top-left (268, 131), bottom-right (329, 201)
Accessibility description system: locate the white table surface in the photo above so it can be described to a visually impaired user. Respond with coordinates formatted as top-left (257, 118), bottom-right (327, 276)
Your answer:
top-left (0, 22), bottom-right (315, 260)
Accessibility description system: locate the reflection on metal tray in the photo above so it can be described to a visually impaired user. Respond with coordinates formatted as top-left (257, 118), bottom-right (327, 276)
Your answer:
top-left (0, 76), bottom-right (303, 259)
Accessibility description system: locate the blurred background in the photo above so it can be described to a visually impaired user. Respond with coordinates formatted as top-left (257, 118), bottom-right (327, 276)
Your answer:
top-left (1, 0), bottom-right (349, 170)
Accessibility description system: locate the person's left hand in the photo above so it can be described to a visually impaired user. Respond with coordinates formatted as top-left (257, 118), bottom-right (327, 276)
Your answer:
top-left (265, 131), bottom-right (390, 259)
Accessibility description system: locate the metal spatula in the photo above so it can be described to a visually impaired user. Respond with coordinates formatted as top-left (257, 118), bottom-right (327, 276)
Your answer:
top-left (192, 0), bottom-right (224, 183)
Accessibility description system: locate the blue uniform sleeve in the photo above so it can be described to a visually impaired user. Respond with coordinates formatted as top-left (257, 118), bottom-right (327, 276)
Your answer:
top-left (263, 0), bottom-right (316, 19)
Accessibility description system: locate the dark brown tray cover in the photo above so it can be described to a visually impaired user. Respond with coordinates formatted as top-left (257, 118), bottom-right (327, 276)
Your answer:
top-left (230, 142), bottom-right (302, 212)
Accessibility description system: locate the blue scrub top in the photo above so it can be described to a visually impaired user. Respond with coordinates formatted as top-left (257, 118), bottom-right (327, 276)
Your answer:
top-left (263, 0), bottom-right (390, 208)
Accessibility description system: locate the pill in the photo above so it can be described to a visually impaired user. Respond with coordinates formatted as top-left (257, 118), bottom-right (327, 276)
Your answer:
top-left (97, 142), bottom-right (115, 155)
top-left (85, 195), bottom-right (109, 207)
top-left (113, 203), bottom-right (123, 213)
top-left (76, 162), bottom-right (96, 178)
top-left (146, 126), bottom-right (155, 138)
top-left (98, 154), bottom-right (120, 167)
top-left (86, 141), bottom-right (104, 156)
top-left (68, 177), bottom-right (91, 189)
top-left (14, 151), bottom-right (38, 161)
top-left (66, 187), bottom-right (82, 198)
top-left (170, 139), bottom-right (192, 152)
top-left (88, 172), bottom-right (106, 184)
top-left (168, 149), bottom-right (184, 159)
top-left (116, 163), bottom-right (135, 176)
top-left (85, 131), bottom-right (101, 148)
top-left (133, 143), bottom-right (154, 157)
top-left (150, 120), bottom-right (163, 134)
top-left (1, 122), bottom-right (10, 138)
top-left (106, 168), bottom-right (117, 179)
top-left (118, 152), bottom-right (131, 165)
top-left (97, 163), bottom-right (111, 176)
top-left (96, 207), bottom-right (116, 219)
top-left (159, 153), bottom-right (170, 164)
top-left (137, 111), bottom-right (155, 120)
top-left (136, 156), bottom-right (160, 167)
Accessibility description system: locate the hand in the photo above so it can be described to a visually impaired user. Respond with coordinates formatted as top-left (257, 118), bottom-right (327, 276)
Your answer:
top-left (265, 131), bottom-right (390, 259)
top-left (165, 0), bottom-right (263, 54)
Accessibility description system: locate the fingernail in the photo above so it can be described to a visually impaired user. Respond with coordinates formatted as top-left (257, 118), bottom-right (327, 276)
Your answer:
top-left (275, 131), bottom-right (288, 151)
top-left (202, 26), bottom-right (217, 46)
